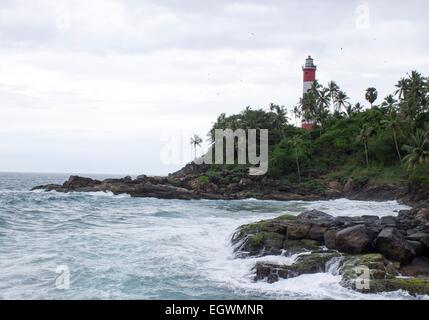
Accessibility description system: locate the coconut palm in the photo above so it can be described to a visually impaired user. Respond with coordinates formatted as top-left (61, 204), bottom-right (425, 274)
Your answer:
top-left (334, 90), bottom-right (351, 116)
top-left (402, 129), bottom-right (429, 171)
top-left (269, 103), bottom-right (289, 139)
top-left (395, 78), bottom-right (408, 100)
top-left (356, 126), bottom-right (373, 166)
top-left (365, 87), bottom-right (378, 107)
top-left (381, 94), bottom-right (398, 114)
top-left (190, 134), bottom-right (203, 159)
top-left (381, 116), bottom-right (403, 162)
top-left (327, 81), bottom-right (339, 113)
top-left (289, 136), bottom-right (306, 183)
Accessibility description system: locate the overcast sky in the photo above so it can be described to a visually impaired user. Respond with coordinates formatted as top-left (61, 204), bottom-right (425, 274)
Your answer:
top-left (0, 0), bottom-right (428, 175)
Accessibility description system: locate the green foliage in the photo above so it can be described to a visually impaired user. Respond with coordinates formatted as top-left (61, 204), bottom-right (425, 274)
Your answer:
top-left (409, 164), bottom-right (429, 188)
top-left (206, 70), bottom-right (428, 189)
top-left (167, 177), bottom-right (182, 187)
top-left (196, 175), bottom-right (210, 186)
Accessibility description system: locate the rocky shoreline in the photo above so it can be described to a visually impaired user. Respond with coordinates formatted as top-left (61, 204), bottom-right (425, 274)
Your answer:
top-left (231, 207), bottom-right (429, 295)
top-left (30, 164), bottom-right (429, 296)
top-left (31, 163), bottom-right (428, 206)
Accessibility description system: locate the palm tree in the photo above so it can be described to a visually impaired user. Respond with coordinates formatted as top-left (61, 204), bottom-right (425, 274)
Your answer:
top-left (190, 134), bottom-right (203, 159)
top-left (402, 129), bottom-right (429, 171)
top-left (356, 126), bottom-right (373, 166)
top-left (289, 136), bottom-right (305, 183)
top-left (365, 87), bottom-right (378, 107)
top-left (395, 78), bottom-right (408, 100)
top-left (335, 90), bottom-right (351, 115)
top-left (269, 103), bottom-right (289, 138)
top-left (293, 105), bottom-right (303, 126)
top-left (381, 116), bottom-right (403, 162)
top-left (381, 94), bottom-right (397, 114)
top-left (327, 81), bottom-right (339, 114)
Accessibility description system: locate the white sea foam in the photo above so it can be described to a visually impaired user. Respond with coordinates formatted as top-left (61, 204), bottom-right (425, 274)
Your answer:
top-left (0, 177), bottom-right (421, 299)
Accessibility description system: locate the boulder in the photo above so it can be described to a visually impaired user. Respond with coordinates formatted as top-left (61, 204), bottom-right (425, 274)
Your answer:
top-left (399, 257), bottom-right (429, 277)
top-left (335, 225), bottom-right (372, 254)
top-left (324, 228), bottom-right (340, 250)
top-left (375, 228), bottom-right (416, 264)
top-left (254, 251), bottom-right (341, 283)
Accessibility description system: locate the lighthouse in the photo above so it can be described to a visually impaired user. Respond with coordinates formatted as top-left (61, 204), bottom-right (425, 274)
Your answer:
top-left (301, 56), bottom-right (317, 130)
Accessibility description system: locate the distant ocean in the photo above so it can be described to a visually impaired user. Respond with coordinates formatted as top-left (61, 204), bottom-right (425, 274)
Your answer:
top-left (0, 172), bottom-right (422, 300)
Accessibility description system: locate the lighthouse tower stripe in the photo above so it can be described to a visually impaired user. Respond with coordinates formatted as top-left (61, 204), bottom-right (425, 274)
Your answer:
top-left (303, 69), bottom-right (316, 82)
top-left (303, 81), bottom-right (313, 93)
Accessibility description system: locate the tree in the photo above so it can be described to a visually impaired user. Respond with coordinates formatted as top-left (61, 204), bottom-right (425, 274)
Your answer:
top-left (334, 90), bottom-right (351, 116)
top-left (269, 103), bottom-right (289, 138)
top-left (402, 128), bottom-right (429, 171)
top-left (190, 134), bottom-right (203, 159)
top-left (381, 115), bottom-right (403, 162)
top-left (365, 87), bottom-right (378, 107)
top-left (289, 136), bottom-right (306, 183)
top-left (356, 125), bottom-right (373, 166)
top-left (381, 94), bottom-right (398, 115)
top-left (327, 81), bottom-right (339, 113)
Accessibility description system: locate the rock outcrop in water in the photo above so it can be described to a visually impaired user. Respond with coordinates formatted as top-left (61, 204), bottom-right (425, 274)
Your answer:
top-left (31, 163), bottom-right (427, 205)
top-left (232, 207), bottom-right (429, 296)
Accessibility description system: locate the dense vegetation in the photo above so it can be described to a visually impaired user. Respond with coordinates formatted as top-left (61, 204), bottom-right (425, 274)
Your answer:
top-left (200, 71), bottom-right (429, 188)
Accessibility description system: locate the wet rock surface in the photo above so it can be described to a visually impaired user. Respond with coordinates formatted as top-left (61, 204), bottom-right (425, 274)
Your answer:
top-left (233, 207), bottom-right (429, 296)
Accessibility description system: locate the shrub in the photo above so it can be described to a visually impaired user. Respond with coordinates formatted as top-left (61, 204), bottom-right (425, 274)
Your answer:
top-left (409, 164), bottom-right (429, 188)
top-left (196, 175), bottom-right (210, 186)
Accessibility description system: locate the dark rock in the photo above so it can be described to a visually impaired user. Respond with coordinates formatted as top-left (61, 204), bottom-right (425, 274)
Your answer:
top-left (375, 228), bottom-right (416, 264)
top-left (380, 216), bottom-right (398, 227)
top-left (406, 240), bottom-right (423, 257)
top-left (335, 225), bottom-right (373, 254)
top-left (254, 251), bottom-right (341, 283)
top-left (324, 228), bottom-right (340, 250)
top-left (64, 176), bottom-right (100, 189)
top-left (405, 232), bottom-right (429, 242)
top-left (399, 257), bottom-right (429, 277)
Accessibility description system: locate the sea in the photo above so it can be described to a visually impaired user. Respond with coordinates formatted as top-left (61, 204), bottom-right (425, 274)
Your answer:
top-left (0, 172), bottom-right (426, 300)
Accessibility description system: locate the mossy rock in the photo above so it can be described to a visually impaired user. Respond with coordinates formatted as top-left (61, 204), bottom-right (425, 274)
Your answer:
top-left (288, 251), bottom-right (342, 276)
top-left (284, 239), bottom-right (322, 256)
top-left (242, 231), bottom-right (285, 256)
top-left (275, 214), bottom-right (297, 221)
top-left (367, 277), bottom-right (429, 296)
top-left (339, 253), bottom-right (400, 290)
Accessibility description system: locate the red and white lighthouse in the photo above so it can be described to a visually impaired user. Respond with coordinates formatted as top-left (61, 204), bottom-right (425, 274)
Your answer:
top-left (301, 56), bottom-right (317, 130)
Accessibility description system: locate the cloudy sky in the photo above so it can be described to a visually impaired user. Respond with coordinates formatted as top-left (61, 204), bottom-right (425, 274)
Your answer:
top-left (0, 0), bottom-right (428, 175)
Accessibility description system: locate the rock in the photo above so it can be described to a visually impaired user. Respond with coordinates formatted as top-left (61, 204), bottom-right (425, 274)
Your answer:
top-left (367, 277), bottom-right (429, 296)
top-left (380, 216), bottom-right (398, 227)
top-left (324, 228), bottom-right (340, 250)
top-left (64, 176), bottom-right (100, 189)
top-left (406, 240), bottom-right (423, 257)
top-left (339, 253), bottom-right (399, 292)
top-left (283, 239), bottom-right (321, 256)
top-left (335, 225), bottom-right (373, 254)
top-left (238, 231), bottom-right (285, 257)
top-left (399, 257), bottom-right (429, 277)
top-left (405, 232), bottom-right (429, 242)
top-left (254, 251), bottom-right (341, 283)
top-left (343, 178), bottom-right (357, 193)
top-left (424, 223), bottom-right (429, 232)
top-left (289, 210), bottom-right (335, 241)
top-left (414, 208), bottom-right (429, 225)
top-left (326, 180), bottom-right (343, 191)
top-left (297, 210), bottom-right (334, 223)
top-left (375, 228), bottom-right (416, 264)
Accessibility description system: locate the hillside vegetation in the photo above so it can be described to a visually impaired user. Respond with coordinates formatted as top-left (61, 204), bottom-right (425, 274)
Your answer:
top-left (202, 71), bottom-right (429, 190)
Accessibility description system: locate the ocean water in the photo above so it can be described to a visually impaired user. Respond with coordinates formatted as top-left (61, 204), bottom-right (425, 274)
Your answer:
top-left (0, 172), bottom-right (425, 300)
